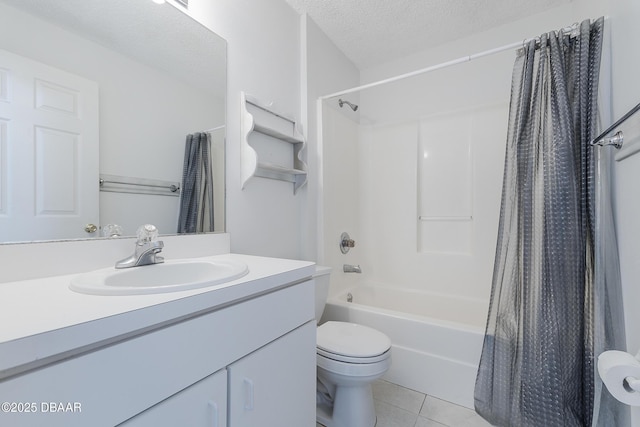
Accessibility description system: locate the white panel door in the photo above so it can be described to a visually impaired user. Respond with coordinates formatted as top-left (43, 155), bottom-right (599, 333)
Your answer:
top-left (0, 49), bottom-right (99, 242)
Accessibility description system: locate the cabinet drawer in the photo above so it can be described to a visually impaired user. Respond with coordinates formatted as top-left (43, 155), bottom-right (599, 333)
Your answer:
top-left (0, 279), bottom-right (314, 427)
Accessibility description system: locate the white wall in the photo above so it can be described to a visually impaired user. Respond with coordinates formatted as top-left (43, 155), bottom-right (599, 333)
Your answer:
top-left (360, 1), bottom-right (609, 84)
top-left (185, 0), bottom-right (305, 259)
top-left (610, 0), bottom-right (640, 424)
top-left (179, 5), bottom-right (361, 262)
top-left (303, 16), bottom-right (360, 263)
top-left (299, 14), bottom-right (362, 294)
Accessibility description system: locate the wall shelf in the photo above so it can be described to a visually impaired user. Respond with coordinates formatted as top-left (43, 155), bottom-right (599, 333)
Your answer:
top-left (240, 92), bottom-right (307, 194)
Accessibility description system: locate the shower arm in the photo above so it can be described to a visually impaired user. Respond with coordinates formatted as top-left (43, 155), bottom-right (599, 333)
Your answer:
top-left (338, 99), bottom-right (358, 112)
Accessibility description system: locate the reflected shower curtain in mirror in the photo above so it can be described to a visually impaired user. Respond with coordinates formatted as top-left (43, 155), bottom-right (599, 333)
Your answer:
top-left (177, 132), bottom-right (215, 234)
top-left (474, 17), bottom-right (628, 426)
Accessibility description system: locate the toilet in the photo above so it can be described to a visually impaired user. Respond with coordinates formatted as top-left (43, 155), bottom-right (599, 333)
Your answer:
top-left (314, 266), bottom-right (392, 427)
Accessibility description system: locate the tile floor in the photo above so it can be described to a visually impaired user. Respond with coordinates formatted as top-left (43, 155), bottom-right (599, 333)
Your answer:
top-left (317, 379), bottom-right (493, 427)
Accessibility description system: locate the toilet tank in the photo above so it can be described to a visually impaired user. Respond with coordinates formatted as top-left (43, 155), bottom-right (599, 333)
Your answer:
top-left (313, 266), bottom-right (332, 322)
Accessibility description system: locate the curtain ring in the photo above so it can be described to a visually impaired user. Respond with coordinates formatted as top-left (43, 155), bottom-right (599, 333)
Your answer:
top-left (517, 39), bottom-right (527, 57)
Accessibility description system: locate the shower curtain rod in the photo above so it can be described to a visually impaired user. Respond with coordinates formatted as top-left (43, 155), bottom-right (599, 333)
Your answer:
top-left (320, 42), bottom-right (523, 99)
top-left (320, 21), bottom-right (600, 100)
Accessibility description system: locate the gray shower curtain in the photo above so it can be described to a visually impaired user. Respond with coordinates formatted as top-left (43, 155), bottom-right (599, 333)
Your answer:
top-left (474, 17), bottom-right (628, 426)
top-left (177, 132), bottom-right (215, 234)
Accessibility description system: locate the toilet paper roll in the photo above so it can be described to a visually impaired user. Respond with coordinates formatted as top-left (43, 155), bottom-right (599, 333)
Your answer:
top-left (598, 350), bottom-right (640, 406)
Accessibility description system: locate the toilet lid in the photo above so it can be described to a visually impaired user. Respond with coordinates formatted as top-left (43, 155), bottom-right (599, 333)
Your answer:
top-left (317, 321), bottom-right (391, 358)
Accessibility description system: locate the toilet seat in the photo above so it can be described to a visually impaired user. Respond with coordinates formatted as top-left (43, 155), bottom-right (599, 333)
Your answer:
top-left (317, 347), bottom-right (390, 364)
top-left (317, 321), bottom-right (391, 358)
top-left (317, 349), bottom-right (391, 378)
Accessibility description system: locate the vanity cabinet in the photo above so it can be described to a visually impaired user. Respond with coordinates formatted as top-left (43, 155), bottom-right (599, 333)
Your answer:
top-left (123, 322), bottom-right (316, 427)
top-left (0, 278), bottom-right (316, 427)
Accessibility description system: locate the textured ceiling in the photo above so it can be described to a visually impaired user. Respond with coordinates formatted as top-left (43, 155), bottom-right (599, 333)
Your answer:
top-left (285, 0), bottom-right (571, 68)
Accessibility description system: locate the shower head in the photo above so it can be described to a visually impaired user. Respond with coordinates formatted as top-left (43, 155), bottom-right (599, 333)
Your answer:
top-left (338, 99), bottom-right (358, 111)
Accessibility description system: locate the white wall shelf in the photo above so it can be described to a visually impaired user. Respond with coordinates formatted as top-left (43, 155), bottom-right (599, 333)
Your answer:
top-left (240, 92), bottom-right (307, 194)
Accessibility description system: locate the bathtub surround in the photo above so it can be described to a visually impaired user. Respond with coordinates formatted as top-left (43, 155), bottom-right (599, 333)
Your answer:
top-left (322, 1), bottom-right (610, 303)
top-left (474, 18), bottom-right (628, 426)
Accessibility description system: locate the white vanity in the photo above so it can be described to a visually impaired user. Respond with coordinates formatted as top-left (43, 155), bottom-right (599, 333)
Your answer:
top-left (0, 235), bottom-right (316, 426)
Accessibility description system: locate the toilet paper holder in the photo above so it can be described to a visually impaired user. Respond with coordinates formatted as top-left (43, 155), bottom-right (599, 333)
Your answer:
top-left (598, 349), bottom-right (640, 406)
top-left (624, 376), bottom-right (640, 393)
top-left (624, 351), bottom-right (640, 393)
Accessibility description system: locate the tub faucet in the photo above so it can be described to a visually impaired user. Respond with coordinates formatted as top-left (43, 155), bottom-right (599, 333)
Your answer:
top-left (343, 264), bottom-right (362, 274)
top-left (115, 224), bottom-right (164, 269)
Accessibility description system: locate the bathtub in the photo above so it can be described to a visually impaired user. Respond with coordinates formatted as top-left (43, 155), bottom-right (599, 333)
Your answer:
top-left (320, 285), bottom-right (488, 409)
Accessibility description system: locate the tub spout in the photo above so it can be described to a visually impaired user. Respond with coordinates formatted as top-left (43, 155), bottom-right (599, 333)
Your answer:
top-left (343, 264), bottom-right (362, 274)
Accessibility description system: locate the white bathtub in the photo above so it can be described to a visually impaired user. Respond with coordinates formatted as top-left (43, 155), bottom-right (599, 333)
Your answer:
top-left (321, 285), bottom-right (488, 409)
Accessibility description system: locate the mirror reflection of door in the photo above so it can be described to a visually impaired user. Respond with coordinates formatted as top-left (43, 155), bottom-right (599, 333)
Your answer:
top-left (0, 49), bottom-right (99, 242)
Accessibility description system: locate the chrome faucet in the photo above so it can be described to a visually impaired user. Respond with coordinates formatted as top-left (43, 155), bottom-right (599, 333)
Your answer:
top-left (343, 264), bottom-right (362, 274)
top-left (115, 224), bottom-right (164, 269)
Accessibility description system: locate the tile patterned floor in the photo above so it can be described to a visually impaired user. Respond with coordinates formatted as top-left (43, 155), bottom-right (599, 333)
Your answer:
top-left (317, 379), bottom-right (493, 427)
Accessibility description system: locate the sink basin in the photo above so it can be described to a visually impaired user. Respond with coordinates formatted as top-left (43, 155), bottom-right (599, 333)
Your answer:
top-left (69, 258), bottom-right (249, 295)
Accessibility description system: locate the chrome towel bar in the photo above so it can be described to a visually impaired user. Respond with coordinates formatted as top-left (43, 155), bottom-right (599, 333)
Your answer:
top-left (591, 101), bottom-right (640, 149)
top-left (99, 174), bottom-right (180, 197)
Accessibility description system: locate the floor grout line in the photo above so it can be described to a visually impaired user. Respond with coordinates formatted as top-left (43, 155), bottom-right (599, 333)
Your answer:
top-left (418, 393), bottom-right (427, 415)
top-left (321, 379), bottom-right (482, 427)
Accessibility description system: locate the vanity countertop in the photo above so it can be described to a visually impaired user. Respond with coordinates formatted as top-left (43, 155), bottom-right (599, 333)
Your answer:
top-left (0, 253), bottom-right (315, 380)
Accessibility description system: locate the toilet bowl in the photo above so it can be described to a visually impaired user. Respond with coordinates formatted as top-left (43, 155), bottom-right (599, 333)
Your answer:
top-left (314, 266), bottom-right (391, 427)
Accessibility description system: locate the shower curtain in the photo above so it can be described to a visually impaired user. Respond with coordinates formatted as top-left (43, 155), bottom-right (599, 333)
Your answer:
top-left (474, 17), bottom-right (628, 426)
top-left (177, 132), bottom-right (215, 234)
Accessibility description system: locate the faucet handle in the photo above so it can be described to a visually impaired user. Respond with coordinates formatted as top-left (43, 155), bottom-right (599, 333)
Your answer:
top-left (340, 232), bottom-right (356, 254)
top-left (136, 224), bottom-right (159, 244)
top-left (102, 224), bottom-right (123, 238)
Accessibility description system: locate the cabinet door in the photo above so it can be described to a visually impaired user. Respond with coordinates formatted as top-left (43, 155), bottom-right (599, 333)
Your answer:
top-left (228, 321), bottom-right (316, 427)
top-left (119, 369), bottom-right (227, 427)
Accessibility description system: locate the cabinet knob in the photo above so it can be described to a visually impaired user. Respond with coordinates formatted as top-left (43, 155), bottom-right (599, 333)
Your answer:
top-left (84, 223), bottom-right (97, 233)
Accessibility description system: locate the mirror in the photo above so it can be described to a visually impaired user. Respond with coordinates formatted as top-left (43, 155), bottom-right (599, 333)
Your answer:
top-left (0, 0), bottom-right (226, 243)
